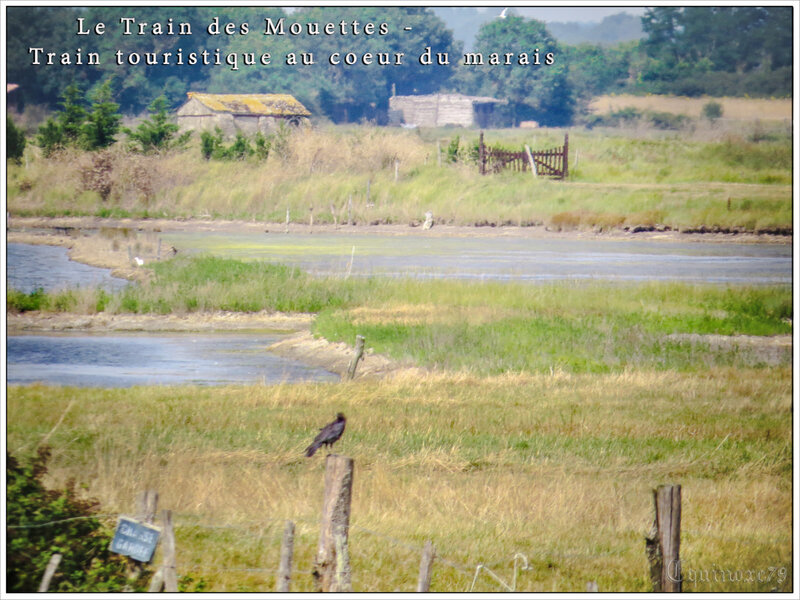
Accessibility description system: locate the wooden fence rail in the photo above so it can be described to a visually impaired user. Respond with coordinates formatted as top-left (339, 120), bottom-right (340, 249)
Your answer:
top-left (479, 132), bottom-right (569, 179)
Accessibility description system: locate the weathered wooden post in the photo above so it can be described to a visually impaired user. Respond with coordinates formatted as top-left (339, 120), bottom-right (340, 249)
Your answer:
top-left (147, 509), bottom-right (177, 593)
top-left (276, 520), bottom-right (295, 592)
top-left (285, 207), bottom-right (290, 233)
top-left (161, 510), bottom-right (178, 592)
top-left (416, 540), bottom-right (435, 592)
top-left (347, 195), bottom-right (353, 226)
top-left (645, 484), bottom-right (682, 592)
top-left (346, 335), bottom-right (365, 380)
top-left (562, 133), bottom-right (569, 179)
top-left (38, 553), bottom-right (62, 592)
top-left (128, 490), bottom-right (158, 589)
top-left (524, 145), bottom-right (538, 179)
top-left (309, 206), bottom-right (314, 229)
top-left (395, 159), bottom-right (400, 182)
top-left (313, 455), bottom-right (354, 592)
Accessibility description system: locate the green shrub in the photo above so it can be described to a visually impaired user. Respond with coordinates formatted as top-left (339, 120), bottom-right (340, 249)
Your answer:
top-left (123, 95), bottom-right (191, 154)
top-left (702, 100), bottom-right (724, 121)
top-left (6, 447), bottom-right (150, 592)
top-left (7, 287), bottom-right (46, 312)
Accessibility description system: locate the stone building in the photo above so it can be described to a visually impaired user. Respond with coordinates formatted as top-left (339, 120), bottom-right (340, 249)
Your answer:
top-left (176, 92), bottom-right (311, 137)
top-left (388, 93), bottom-right (505, 128)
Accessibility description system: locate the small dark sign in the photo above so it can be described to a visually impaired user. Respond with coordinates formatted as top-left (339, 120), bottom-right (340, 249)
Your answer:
top-left (110, 516), bottom-right (161, 562)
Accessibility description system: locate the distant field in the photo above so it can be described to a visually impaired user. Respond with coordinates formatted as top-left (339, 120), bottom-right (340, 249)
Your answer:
top-left (590, 94), bottom-right (792, 120)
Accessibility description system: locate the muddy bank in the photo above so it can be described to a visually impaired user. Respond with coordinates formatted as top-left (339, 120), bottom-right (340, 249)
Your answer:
top-left (6, 310), bottom-right (413, 379)
top-left (6, 310), bottom-right (312, 334)
top-left (267, 330), bottom-right (425, 379)
top-left (9, 215), bottom-right (791, 247)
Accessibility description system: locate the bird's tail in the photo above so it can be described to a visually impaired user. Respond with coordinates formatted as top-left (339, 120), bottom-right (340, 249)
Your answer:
top-left (305, 442), bottom-right (320, 457)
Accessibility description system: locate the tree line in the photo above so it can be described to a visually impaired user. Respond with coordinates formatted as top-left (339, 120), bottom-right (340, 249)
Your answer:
top-left (6, 6), bottom-right (792, 126)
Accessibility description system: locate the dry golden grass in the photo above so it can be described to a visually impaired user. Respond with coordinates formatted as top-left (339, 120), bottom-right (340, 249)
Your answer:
top-left (590, 94), bottom-right (792, 120)
top-left (7, 367), bottom-right (792, 592)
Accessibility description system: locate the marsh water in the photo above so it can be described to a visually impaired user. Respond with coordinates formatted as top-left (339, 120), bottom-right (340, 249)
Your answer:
top-left (7, 243), bottom-right (129, 293)
top-left (6, 332), bottom-right (338, 387)
top-left (161, 232), bottom-right (792, 284)
top-left (6, 234), bottom-right (791, 387)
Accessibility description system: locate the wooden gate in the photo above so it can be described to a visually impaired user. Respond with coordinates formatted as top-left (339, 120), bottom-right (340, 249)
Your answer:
top-left (478, 132), bottom-right (569, 179)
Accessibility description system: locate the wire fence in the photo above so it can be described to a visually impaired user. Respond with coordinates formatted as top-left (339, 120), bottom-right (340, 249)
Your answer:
top-left (8, 510), bottom-right (547, 592)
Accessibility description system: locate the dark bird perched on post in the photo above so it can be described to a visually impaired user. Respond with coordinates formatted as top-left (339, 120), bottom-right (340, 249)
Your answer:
top-left (305, 413), bottom-right (346, 457)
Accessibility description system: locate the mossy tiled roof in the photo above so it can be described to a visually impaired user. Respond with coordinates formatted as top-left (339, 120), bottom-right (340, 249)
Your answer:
top-left (186, 92), bottom-right (311, 116)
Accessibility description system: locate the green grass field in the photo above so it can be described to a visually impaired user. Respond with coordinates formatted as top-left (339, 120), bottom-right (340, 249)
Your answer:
top-left (6, 366), bottom-right (792, 592)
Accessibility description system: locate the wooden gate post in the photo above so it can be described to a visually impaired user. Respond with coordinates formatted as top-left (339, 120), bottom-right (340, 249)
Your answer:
top-left (645, 484), bottom-right (682, 592)
top-left (562, 133), bottom-right (569, 179)
top-left (313, 455), bottom-right (355, 592)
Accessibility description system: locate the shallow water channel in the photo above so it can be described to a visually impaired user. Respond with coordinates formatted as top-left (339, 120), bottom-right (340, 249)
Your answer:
top-left (7, 243), bottom-right (128, 293)
top-left (6, 242), bottom-right (337, 387)
top-left (162, 232), bottom-right (792, 284)
top-left (6, 332), bottom-right (338, 387)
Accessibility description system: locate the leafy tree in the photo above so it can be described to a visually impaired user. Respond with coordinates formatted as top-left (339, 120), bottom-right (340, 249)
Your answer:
top-left (7, 447), bottom-right (150, 592)
top-left (58, 83), bottom-right (89, 144)
top-left (35, 83), bottom-right (89, 157)
top-left (124, 95), bottom-right (191, 153)
top-left (5, 7), bottom-right (85, 109)
top-left (7, 116), bottom-right (27, 164)
top-left (638, 7), bottom-right (792, 97)
top-left (81, 80), bottom-right (121, 150)
top-left (460, 16), bottom-right (574, 126)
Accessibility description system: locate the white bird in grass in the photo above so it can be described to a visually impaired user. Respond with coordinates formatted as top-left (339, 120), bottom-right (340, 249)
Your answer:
top-left (499, 7), bottom-right (509, 19)
top-left (134, 256), bottom-right (144, 266)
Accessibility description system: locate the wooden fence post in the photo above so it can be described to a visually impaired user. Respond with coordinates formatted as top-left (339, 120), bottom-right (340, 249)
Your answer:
top-left (416, 540), bottom-right (435, 592)
top-left (161, 510), bottom-right (178, 592)
top-left (346, 335), bottom-right (365, 380)
top-left (128, 490), bottom-right (158, 589)
top-left (562, 133), bottom-right (569, 179)
top-left (478, 132), bottom-right (486, 175)
top-left (347, 195), bottom-right (353, 226)
top-left (524, 145), bottom-right (538, 179)
top-left (313, 455), bottom-right (355, 592)
top-left (285, 207), bottom-right (290, 233)
top-left (645, 484), bottom-right (682, 592)
top-left (276, 520), bottom-right (295, 592)
top-left (147, 510), bottom-right (176, 593)
top-left (38, 553), bottom-right (62, 592)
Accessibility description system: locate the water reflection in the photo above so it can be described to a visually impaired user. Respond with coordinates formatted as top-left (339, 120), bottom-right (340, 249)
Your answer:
top-left (7, 333), bottom-right (338, 387)
top-left (162, 232), bottom-right (792, 285)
